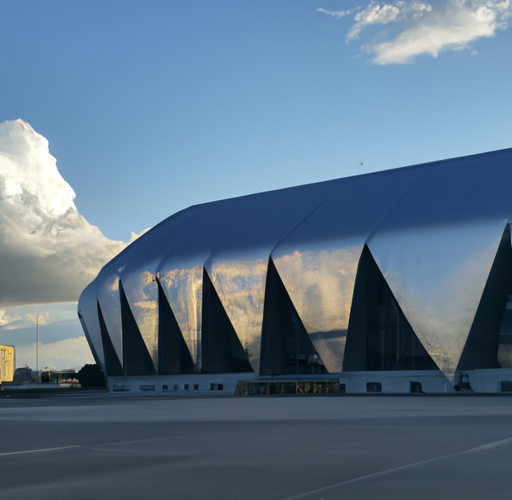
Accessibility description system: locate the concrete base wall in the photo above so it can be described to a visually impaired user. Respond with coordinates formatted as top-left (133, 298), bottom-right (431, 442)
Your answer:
top-left (107, 369), bottom-right (512, 395)
top-left (107, 372), bottom-right (259, 395)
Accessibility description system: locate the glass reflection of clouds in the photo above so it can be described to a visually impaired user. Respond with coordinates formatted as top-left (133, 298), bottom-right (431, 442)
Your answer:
top-left (121, 269), bottom-right (159, 370)
top-left (97, 272), bottom-right (123, 364)
top-left (368, 219), bottom-right (508, 376)
top-left (158, 263), bottom-right (203, 371)
top-left (273, 239), bottom-right (364, 372)
top-left (206, 254), bottom-right (267, 373)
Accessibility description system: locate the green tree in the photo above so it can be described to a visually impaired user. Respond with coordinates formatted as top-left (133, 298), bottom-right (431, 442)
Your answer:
top-left (76, 364), bottom-right (105, 388)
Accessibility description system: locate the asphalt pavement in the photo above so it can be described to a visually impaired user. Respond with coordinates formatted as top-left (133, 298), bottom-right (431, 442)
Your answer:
top-left (1, 394), bottom-right (511, 499)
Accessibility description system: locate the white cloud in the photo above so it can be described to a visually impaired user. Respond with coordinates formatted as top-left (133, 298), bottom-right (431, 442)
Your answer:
top-left (317, 7), bottom-right (360, 18)
top-left (0, 309), bottom-right (22, 326)
top-left (25, 312), bottom-right (50, 326)
top-left (372, 0), bottom-right (511, 63)
top-left (348, 1), bottom-right (433, 40)
top-left (348, 2), bottom-right (405, 39)
top-left (14, 336), bottom-right (94, 371)
top-left (0, 303), bottom-right (87, 370)
top-left (129, 227), bottom-right (151, 243)
top-left (0, 119), bottom-right (131, 306)
top-left (0, 303), bottom-right (79, 332)
top-left (318, 0), bottom-right (512, 64)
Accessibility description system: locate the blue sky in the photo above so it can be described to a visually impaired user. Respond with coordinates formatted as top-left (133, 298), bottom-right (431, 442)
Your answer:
top-left (0, 0), bottom-right (511, 369)
top-left (2, 0), bottom-right (511, 241)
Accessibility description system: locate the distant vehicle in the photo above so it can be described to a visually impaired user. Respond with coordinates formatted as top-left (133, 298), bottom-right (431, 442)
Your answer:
top-left (0, 345), bottom-right (15, 384)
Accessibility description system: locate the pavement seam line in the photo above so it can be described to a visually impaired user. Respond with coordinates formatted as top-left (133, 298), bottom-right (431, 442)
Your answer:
top-left (278, 435), bottom-right (512, 500)
top-left (0, 445), bottom-right (80, 457)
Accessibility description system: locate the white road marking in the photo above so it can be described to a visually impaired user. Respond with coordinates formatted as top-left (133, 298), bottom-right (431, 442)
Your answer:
top-left (279, 436), bottom-right (512, 500)
top-left (466, 436), bottom-right (512, 452)
top-left (0, 445), bottom-right (80, 457)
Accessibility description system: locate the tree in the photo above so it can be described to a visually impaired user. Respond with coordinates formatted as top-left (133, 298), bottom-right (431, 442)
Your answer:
top-left (76, 364), bottom-right (105, 388)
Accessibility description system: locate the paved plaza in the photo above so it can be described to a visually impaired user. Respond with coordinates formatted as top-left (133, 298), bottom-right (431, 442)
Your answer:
top-left (1, 394), bottom-right (511, 499)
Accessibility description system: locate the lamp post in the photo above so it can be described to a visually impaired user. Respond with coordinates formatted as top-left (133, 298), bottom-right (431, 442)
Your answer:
top-left (35, 314), bottom-right (39, 380)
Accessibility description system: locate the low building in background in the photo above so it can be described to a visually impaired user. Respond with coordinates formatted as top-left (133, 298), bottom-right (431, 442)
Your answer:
top-left (78, 148), bottom-right (512, 394)
top-left (11, 367), bottom-right (35, 386)
top-left (40, 369), bottom-right (80, 386)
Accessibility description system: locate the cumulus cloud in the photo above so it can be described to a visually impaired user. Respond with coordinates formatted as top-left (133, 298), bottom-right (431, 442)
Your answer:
top-left (0, 119), bottom-right (130, 306)
top-left (348, 1), bottom-right (432, 40)
top-left (318, 0), bottom-right (512, 64)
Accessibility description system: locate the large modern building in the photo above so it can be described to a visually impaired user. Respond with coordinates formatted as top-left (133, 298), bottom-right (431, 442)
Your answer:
top-left (78, 148), bottom-right (512, 394)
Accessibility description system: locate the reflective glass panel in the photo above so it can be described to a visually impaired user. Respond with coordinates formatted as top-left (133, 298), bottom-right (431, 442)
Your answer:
top-left (206, 252), bottom-right (267, 373)
top-left (96, 272), bottom-right (123, 365)
top-left (121, 269), bottom-right (159, 370)
top-left (158, 261), bottom-right (203, 372)
top-left (368, 218), bottom-right (508, 376)
top-left (273, 239), bottom-right (364, 373)
top-left (270, 167), bottom-right (418, 373)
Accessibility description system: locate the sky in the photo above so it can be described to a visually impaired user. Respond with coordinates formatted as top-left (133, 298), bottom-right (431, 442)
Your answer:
top-left (0, 0), bottom-right (511, 370)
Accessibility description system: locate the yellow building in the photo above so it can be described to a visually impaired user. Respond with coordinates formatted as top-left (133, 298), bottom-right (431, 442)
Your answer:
top-left (0, 345), bottom-right (15, 383)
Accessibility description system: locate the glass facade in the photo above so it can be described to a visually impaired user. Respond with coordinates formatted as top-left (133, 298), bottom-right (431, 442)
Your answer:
top-left (273, 242), bottom-right (362, 373)
top-left (343, 246), bottom-right (438, 372)
top-left (121, 269), bottom-right (159, 370)
top-left (77, 147), bottom-right (512, 382)
top-left (368, 219), bottom-right (508, 375)
top-left (206, 253), bottom-right (267, 373)
top-left (158, 261), bottom-right (204, 372)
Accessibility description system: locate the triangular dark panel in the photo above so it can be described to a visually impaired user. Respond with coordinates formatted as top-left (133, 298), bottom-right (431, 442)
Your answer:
top-left (260, 258), bottom-right (328, 376)
top-left (96, 302), bottom-right (123, 376)
top-left (458, 225), bottom-right (512, 370)
top-left (344, 246), bottom-right (438, 372)
top-left (78, 312), bottom-right (102, 367)
top-left (119, 281), bottom-right (156, 376)
top-left (157, 278), bottom-right (195, 375)
top-left (201, 268), bottom-right (253, 374)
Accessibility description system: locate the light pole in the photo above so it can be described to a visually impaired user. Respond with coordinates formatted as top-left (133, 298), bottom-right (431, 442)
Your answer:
top-left (35, 314), bottom-right (39, 380)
